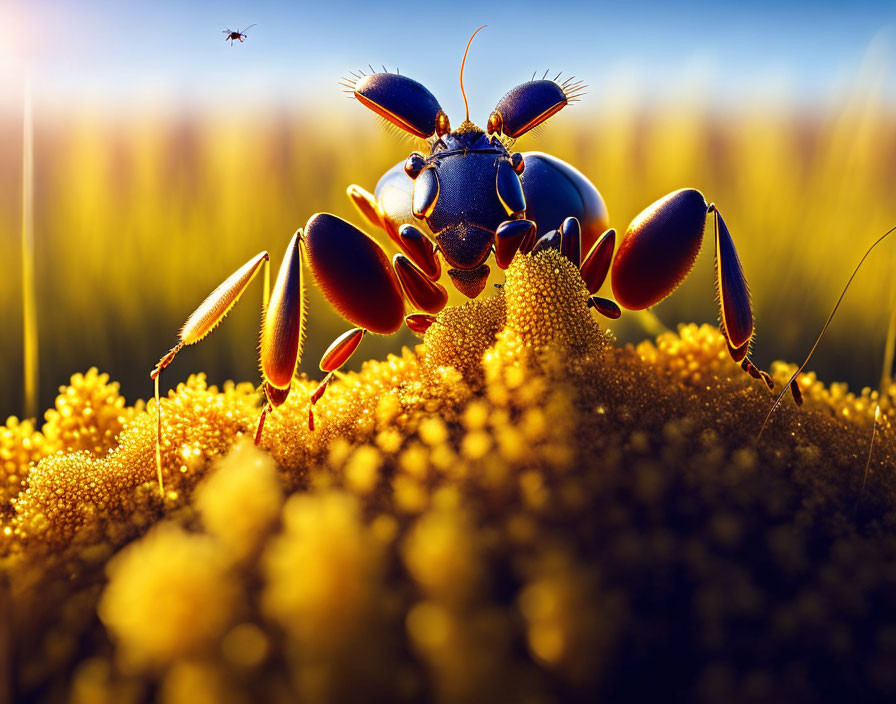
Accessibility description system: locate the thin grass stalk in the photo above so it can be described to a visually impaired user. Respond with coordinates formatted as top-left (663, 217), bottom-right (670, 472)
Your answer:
top-left (879, 278), bottom-right (896, 405)
top-left (21, 80), bottom-right (38, 420)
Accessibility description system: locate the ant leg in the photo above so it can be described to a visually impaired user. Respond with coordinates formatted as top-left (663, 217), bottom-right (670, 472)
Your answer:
top-left (587, 296), bottom-right (621, 319)
top-left (610, 190), bottom-right (754, 352)
top-left (398, 224), bottom-right (441, 280)
top-left (531, 217), bottom-right (582, 265)
top-left (559, 217), bottom-right (581, 267)
top-left (709, 206), bottom-right (753, 361)
top-left (611, 189), bottom-right (772, 388)
top-left (494, 219), bottom-right (535, 269)
top-left (321, 329), bottom-right (366, 371)
top-left (709, 207), bottom-right (773, 388)
top-left (348, 184), bottom-right (443, 274)
top-left (406, 314), bottom-right (436, 335)
top-left (740, 357), bottom-right (775, 391)
top-left (255, 232), bottom-right (306, 445)
top-left (347, 184), bottom-right (385, 231)
top-left (532, 229), bottom-right (561, 254)
top-left (579, 228), bottom-right (623, 320)
top-left (580, 228), bottom-right (616, 294)
top-left (393, 254), bottom-right (448, 313)
top-left (346, 181), bottom-right (441, 272)
top-left (303, 213), bottom-right (405, 335)
top-left (302, 213), bottom-right (408, 429)
top-left (396, 227), bottom-right (444, 334)
top-left (307, 328), bottom-right (367, 430)
top-left (350, 160), bottom-right (429, 254)
top-left (150, 250), bottom-right (269, 495)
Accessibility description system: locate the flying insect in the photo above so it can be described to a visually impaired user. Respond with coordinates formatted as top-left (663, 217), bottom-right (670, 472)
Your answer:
top-left (223, 24), bottom-right (256, 45)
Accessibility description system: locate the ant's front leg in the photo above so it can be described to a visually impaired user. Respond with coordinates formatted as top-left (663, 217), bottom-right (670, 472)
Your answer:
top-left (150, 249), bottom-right (272, 495)
top-left (300, 214), bottom-right (446, 430)
top-left (255, 233), bottom-right (306, 442)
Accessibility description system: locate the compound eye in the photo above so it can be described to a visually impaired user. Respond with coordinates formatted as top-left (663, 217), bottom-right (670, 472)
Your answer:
top-left (510, 152), bottom-right (524, 174)
top-left (404, 152), bottom-right (426, 179)
top-left (487, 111), bottom-right (503, 135)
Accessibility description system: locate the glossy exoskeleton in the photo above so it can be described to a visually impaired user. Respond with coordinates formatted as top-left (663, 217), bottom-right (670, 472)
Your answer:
top-left (150, 31), bottom-right (773, 492)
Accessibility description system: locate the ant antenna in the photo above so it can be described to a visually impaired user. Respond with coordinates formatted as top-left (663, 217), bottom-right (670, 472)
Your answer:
top-left (758, 223), bottom-right (896, 441)
top-left (460, 25), bottom-right (486, 123)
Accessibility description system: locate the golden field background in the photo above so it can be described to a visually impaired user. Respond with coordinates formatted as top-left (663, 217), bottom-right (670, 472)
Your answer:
top-left (1, 80), bottom-right (895, 419)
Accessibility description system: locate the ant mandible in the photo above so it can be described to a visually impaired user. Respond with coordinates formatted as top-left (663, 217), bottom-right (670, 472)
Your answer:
top-left (223, 24), bottom-right (256, 45)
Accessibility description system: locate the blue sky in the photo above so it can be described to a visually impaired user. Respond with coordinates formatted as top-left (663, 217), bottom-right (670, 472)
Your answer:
top-left (1, 0), bottom-right (894, 116)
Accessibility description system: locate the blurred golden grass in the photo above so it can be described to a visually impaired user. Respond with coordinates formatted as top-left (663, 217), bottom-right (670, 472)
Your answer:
top-left (1, 78), bottom-right (895, 418)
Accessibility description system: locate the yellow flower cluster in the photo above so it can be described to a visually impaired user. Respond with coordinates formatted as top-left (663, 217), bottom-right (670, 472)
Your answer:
top-left (99, 521), bottom-right (240, 671)
top-left (2, 250), bottom-right (895, 703)
top-left (42, 368), bottom-right (144, 457)
top-left (0, 416), bottom-right (48, 514)
top-left (4, 376), bottom-right (260, 552)
top-left (1, 368), bottom-right (140, 516)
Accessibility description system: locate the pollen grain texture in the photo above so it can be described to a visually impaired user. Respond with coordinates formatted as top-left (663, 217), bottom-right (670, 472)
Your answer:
top-left (2, 250), bottom-right (896, 703)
